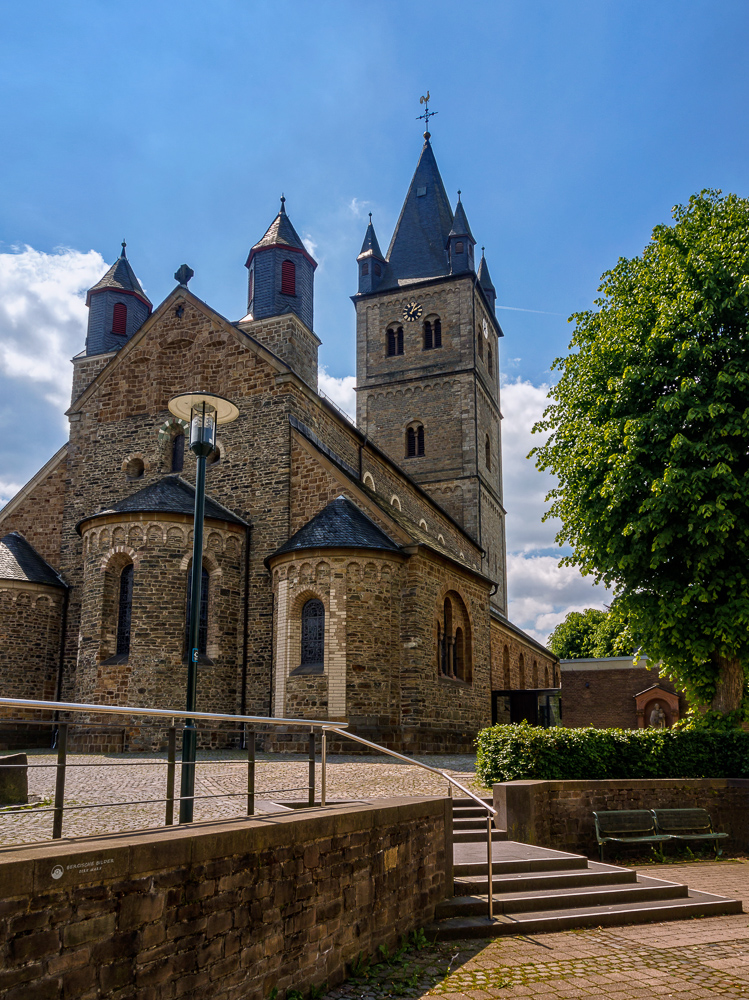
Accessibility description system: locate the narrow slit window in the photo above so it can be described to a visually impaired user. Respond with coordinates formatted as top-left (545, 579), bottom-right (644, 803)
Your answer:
top-left (397, 326), bottom-right (404, 355)
top-left (362, 261), bottom-right (369, 275)
top-left (301, 598), bottom-right (325, 668)
top-left (417, 425), bottom-right (425, 456)
top-left (485, 434), bottom-right (491, 471)
top-left (487, 344), bottom-right (493, 377)
top-left (171, 432), bottom-right (185, 473)
top-left (281, 259), bottom-right (296, 296)
top-left (112, 302), bottom-right (128, 335)
top-left (455, 241), bottom-right (464, 254)
top-left (478, 330), bottom-right (484, 359)
top-left (433, 318), bottom-right (442, 347)
top-left (116, 564), bottom-right (134, 657)
top-left (407, 426), bottom-right (416, 457)
top-left (423, 321), bottom-right (433, 350)
top-left (387, 328), bottom-right (396, 356)
top-left (186, 566), bottom-right (210, 655)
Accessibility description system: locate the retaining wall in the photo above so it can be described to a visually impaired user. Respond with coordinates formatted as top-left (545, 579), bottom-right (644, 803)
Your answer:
top-left (0, 796), bottom-right (451, 1000)
top-left (494, 778), bottom-right (749, 855)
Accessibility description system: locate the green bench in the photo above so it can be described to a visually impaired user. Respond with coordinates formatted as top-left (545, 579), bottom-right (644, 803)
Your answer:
top-left (593, 807), bottom-right (728, 862)
top-left (593, 809), bottom-right (671, 862)
top-left (652, 808), bottom-right (728, 858)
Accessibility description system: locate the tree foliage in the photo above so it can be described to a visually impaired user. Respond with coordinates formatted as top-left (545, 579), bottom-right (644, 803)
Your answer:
top-left (533, 191), bottom-right (749, 714)
top-left (548, 602), bottom-right (633, 659)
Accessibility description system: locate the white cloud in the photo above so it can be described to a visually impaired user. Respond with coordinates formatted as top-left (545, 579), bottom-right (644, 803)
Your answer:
top-left (302, 234), bottom-right (318, 260)
top-left (348, 197), bottom-right (372, 219)
top-left (318, 367), bottom-right (356, 420)
top-left (0, 479), bottom-right (24, 507)
top-left (501, 378), bottom-right (612, 643)
top-left (0, 245), bottom-right (106, 416)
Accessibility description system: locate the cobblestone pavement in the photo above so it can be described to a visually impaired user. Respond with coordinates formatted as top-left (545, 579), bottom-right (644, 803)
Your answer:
top-left (323, 862), bottom-right (749, 1000)
top-left (0, 748), bottom-right (482, 846)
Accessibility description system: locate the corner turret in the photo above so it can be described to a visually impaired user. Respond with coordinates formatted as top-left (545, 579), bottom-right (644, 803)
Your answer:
top-left (477, 248), bottom-right (496, 314)
top-left (84, 242), bottom-right (152, 356)
top-left (357, 214), bottom-right (387, 294)
top-left (447, 193), bottom-right (475, 275)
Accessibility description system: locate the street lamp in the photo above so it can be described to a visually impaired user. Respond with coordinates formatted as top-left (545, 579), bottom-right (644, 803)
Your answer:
top-left (168, 391), bottom-right (239, 822)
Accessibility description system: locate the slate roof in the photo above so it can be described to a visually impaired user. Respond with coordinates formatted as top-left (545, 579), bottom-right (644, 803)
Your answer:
top-left (448, 197), bottom-right (475, 241)
top-left (0, 533), bottom-right (66, 588)
top-left (358, 218), bottom-right (385, 259)
top-left (383, 139), bottom-right (455, 286)
top-left (86, 245), bottom-right (151, 306)
top-left (270, 496), bottom-right (400, 558)
top-left (77, 476), bottom-right (247, 531)
top-left (252, 198), bottom-right (307, 253)
top-left (477, 253), bottom-right (496, 295)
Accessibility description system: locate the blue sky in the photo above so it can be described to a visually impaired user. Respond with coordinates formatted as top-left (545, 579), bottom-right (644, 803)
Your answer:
top-left (1, 0), bottom-right (748, 640)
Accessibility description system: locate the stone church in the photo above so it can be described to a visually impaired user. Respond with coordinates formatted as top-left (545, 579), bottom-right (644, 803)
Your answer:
top-left (0, 135), bottom-right (557, 751)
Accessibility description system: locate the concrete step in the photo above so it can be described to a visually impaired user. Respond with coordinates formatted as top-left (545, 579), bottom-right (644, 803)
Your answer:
top-left (428, 888), bottom-right (743, 939)
top-left (453, 829), bottom-right (507, 843)
top-left (437, 876), bottom-right (687, 919)
top-left (455, 862), bottom-right (638, 895)
top-left (453, 817), bottom-right (495, 830)
top-left (454, 853), bottom-right (589, 877)
top-left (452, 806), bottom-right (492, 819)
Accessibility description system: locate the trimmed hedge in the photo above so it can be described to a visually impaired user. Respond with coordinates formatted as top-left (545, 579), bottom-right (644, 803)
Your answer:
top-left (475, 723), bottom-right (749, 785)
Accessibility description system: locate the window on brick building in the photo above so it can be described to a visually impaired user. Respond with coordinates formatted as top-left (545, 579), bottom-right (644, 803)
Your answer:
top-left (439, 592), bottom-right (472, 683)
top-left (171, 432), bottom-right (185, 473)
top-left (455, 241), bottom-right (464, 254)
top-left (423, 320), bottom-right (432, 350)
top-left (487, 344), bottom-right (493, 378)
top-left (503, 645), bottom-right (510, 688)
top-left (387, 326), bottom-right (404, 356)
top-left (477, 329), bottom-right (484, 359)
top-left (374, 262), bottom-right (382, 276)
top-left (362, 262), bottom-right (369, 275)
top-left (485, 435), bottom-right (491, 471)
top-left (544, 664), bottom-right (550, 687)
top-left (519, 653), bottom-right (525, 688)
top-left (116, 564), bottom-right (134, 657)
top-left (112, 302), bottom-right (127, 335)
top-left (300, 598), bottom-right (325, 670)
top-left (397, 326), bottom-right (403, 354)
top-left (532, 660), bottom-right (538, 687)
top-left (186, 565), bottom-right (210, 656)
top-left (281, 259), bottom-right (296, 296)
top-left (433, 318), bottom-right (442, 347)
top-left (454, 627), bottom-right (465, 680)
top-left (406, 424), bottom-right (425, 457)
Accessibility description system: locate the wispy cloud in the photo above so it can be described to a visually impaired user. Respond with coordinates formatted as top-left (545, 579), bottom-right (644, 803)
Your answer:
top-left (348, 197), bottom-right (372, 219)
top-left (318, 366), bottom-right (356, 420)
top-left (497, 304), bottom-right (565, 316)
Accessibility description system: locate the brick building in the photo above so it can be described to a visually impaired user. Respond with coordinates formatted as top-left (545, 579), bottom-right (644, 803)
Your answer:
top-left (560, 657), bottom-right (685, 729)
top-left (0, 135), bottom-right (557, 751)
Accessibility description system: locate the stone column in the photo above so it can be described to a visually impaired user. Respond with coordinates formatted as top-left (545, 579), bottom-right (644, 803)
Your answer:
top-left (273, 578), bottom-right (290, 718)
top-left (327, 563), bottom-right (347, 718)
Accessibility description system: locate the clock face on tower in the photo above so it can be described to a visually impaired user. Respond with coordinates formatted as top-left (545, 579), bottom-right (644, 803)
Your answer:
top-left (402, 301), bottom-right (423, 322)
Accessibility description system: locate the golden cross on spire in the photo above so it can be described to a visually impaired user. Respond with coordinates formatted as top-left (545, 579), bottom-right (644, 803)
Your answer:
top-left (417, 92), bottom-right (438, 138)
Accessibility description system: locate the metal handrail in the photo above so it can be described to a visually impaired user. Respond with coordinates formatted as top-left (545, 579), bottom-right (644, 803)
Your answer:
top-left (0, 696), bottom-right (496, 921)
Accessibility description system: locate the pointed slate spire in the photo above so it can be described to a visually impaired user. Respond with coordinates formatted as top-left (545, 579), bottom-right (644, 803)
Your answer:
top-left (447, 190), bottom-right (476, 275)
top-left (359, 213), bottom-right (384, 258)
top-left (248, 195), bottom-right (308, 255)
top-left (84, 243), bottom-right (152, 356)
top-left (357, 213), bottom-right (387, 294)
top-left (477, 247), bottom-right (497, 313)
top-left (384, 138), bottom-right (454, 284)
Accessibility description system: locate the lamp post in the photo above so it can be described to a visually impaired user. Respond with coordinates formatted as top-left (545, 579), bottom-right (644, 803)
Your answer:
top-left (168, 391), bottom-right (239, 822)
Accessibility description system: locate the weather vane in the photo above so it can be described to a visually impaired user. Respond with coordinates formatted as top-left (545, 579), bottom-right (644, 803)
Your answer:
top-left (417, 92), bottom-right (438, 137)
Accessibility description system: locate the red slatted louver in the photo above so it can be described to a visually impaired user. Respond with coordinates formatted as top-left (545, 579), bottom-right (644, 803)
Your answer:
top-left (281, 259), bottom-right (296, 296)
top-left (112, 302), bottom-right (128, 335)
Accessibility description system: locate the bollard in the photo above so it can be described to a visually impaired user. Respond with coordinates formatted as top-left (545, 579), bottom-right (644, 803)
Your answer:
top-left (52, 723), bottom-right (68, 840)
top-left (247, 729), bottom-right (255, 815)
top-left (165, 727), bottom-right (176, 826)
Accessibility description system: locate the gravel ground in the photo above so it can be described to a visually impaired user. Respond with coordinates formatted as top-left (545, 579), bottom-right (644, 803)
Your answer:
top-left (0, 748), bottom-right (484, 846)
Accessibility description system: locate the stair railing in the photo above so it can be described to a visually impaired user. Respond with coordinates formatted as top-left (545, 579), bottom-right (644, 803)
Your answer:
top-left (0, 696), bottom-right (497, 922)
top-left (320, 725), bottom-right (497, 921)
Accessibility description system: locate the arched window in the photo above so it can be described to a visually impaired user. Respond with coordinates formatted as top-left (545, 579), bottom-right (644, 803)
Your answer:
top-left (423, 320), bottom-right (433, 350)
top-left (532, 660), bottom-right (538, 687)
top-left (519, 653), bottom-right (525, 688)
top-left (301, 598), bottom-right (325, 669)
top-left (444, 598), bottom-right (453, 677)
top-left (112, 302), bottom-right (128, 335)
top-left (374, 262), bottom-right (382, 276)
top-left (281, 259), bottom-right (296, 296)
top-left (186, 566), bottom-right (209, 656)
top-left (477, 330), bottom-right (484, 359)
top-left (433, 318), bottom-right (442, 347)
top-left (487, 344), bottom-right (493, 377)
top-left (437, 622), bottom-right (443, 674)
top-left (407, 424), bottom-right (425, 457)
top-left (544, 664), bottom-right (550, 687)
top-left (171, 432), bottom-right (185, 473)
top-left (362, 261), bottom-right (369, 275)
top-left (485, 435), bottom-right (491, 471)
top-left (455, 241), bottom-right (464, 254)
top-left (387, 328), bottom-right (396, 356)
top-left (397, 326), bottom-right (404, 355)
top-left (503, 645), bottom-right (510, 688)
top-left (116, 564), bottom-right (134, 657)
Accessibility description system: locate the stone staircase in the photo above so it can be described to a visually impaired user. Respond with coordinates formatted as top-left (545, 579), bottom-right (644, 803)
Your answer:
top-left (428, 799), bottom-right (742, 939)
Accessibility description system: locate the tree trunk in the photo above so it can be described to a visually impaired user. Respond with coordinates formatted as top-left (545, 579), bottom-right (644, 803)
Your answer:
top-left (710, 653), bottom-right (745, 714)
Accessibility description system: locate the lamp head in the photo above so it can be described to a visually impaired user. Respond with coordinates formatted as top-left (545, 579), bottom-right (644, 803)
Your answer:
top-left (168, 392), bottom-right (239, 458)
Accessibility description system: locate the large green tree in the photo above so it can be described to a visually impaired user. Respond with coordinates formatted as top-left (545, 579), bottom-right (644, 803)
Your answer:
top-left (533, 191), bottom-right (749, 715)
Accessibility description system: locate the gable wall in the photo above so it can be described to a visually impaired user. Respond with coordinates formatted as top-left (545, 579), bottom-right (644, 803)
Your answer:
top-left (0, 451), bottom-right (67, 571)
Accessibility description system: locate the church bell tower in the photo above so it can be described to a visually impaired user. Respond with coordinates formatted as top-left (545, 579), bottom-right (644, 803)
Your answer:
top-left (352, 127), bottom-right (507, 612)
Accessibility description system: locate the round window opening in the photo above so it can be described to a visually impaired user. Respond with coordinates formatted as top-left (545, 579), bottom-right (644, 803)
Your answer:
top-left (126, 457), bottom-right (145, 479)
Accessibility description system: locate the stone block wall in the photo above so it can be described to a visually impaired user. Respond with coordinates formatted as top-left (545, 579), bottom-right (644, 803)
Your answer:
top-left (560, 660), bottom-right (685, 729)
top-left (0, 583), bottom-right (63, 727)
top-left (494, 778), bottom-right (749, 855)
top-left (0, 796), bottom-right (450, 1000)
top-left (490, 618), bottom-right (559, 691)
top-left (0, 451), bottom-right (67, 572)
